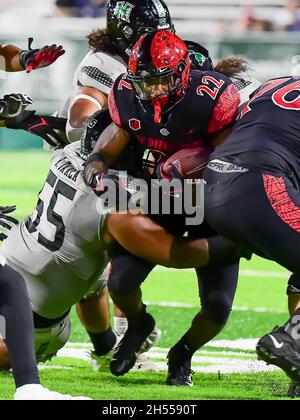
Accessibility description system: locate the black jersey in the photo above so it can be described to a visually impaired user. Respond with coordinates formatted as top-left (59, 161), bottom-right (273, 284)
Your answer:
top-left (109, 70), bottom-right (240, 156)
top-left (211, 76), bottom-right (300, 178)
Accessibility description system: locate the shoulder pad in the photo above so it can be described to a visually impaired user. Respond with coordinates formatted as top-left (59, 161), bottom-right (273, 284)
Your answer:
top-left (77, 52), bottom-right (127, 95)
top-left (231, 74), bottom-right (262, 106)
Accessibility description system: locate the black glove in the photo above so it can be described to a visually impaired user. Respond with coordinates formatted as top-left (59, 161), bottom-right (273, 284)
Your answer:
top-left (0, 93), bottom-right (33, 118)
top-left (0, 206), bottom-right (18, 241)
top-left (5, 110), bottom-right (67, 148)
top-left (19, 38), bottom-right (65, 73)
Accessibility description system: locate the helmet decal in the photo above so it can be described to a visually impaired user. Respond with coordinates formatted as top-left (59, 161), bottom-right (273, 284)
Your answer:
top-left (152, 0), bottom-right (167, 18)
top-left (150, 31), bottom-right (188, 71)
top-left (113, 1), bottom-right (135, 23)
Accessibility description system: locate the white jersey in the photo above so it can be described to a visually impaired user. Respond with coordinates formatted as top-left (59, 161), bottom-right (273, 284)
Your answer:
top-left (60, 50), bottom-right (126, 119)
top-left (1, 142), bottom-right (109, 319)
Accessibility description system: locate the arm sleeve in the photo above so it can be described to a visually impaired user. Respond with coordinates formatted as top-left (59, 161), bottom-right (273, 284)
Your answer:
top-left (108, 77), bottom-right (123, 128)
top-left (207, 83), bottom-right (240, 136)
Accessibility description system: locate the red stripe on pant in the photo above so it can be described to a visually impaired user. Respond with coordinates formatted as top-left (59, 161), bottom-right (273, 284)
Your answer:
top-left (263, 173), bottom-right (300, 233)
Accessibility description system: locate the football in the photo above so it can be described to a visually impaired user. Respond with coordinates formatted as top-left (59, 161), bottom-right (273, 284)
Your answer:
top-left (159, 146), bottom-right (214, 180)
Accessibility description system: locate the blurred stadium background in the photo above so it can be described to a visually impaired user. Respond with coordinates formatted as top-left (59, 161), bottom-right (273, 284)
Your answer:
top-left (1, 0), bottom-right (300, 149)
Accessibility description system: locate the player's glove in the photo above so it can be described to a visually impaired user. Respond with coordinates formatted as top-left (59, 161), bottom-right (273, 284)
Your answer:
top-left (90, 171), bottom-right (106, 196)
top-left (0, 93), bottom-right (33, 119)
top-left (5, 110), bottom-right (67, 148)
top-left (84, 152), bottom-right (109, 191)
top-left (88, 171), bottom-right (132, 211)
top-left (0, 206), bottom-right (18, 241)
top-left (19, 38), bottom-right (65, 73)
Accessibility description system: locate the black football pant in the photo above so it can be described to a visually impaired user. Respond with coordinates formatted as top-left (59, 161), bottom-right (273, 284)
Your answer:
top-left (204, 168), bottom-right (300, 292)
top-left (108, 253), bottom-right (239, 326)
top-left (0, 264), bottom-right (39, 388)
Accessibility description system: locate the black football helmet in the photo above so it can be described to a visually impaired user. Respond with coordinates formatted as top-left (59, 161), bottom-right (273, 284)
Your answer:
top-left (107, 0), bottom-right (174, 58)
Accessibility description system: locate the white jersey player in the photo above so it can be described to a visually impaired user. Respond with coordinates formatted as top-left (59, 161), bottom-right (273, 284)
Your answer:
top-left (1, 142), bottom-right (110, 364)
top-left (0, 140), bottom-right (225, 373)
top-left (57, 0), bottom-right (175, 360)
top-left (60, 49), bottom-right (126, 142)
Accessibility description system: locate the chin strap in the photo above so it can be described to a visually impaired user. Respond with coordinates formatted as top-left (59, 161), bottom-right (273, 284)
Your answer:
top-left (152, 96), bottom-right (169, 124)
top-left (153, 98), bottom-right (162, 124)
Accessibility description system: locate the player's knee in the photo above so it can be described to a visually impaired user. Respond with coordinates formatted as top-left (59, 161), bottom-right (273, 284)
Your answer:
top-left (108, 255), bottom-right (150, 294)
top-left (108, 265), bottom-right (139, 294)
top-left (202, 292), bottom-right (233, 325)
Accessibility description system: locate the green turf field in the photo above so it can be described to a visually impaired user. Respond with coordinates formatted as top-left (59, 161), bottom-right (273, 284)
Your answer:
top-left (0, 151), bottom-right (295, 400)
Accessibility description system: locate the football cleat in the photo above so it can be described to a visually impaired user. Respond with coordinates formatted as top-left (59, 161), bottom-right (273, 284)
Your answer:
top-left (288, 381), bottom-right (300, 398)
top-left (166, 347), bottom-right (194, 387)
top-left (256, 325), bottom-right (300, 382)
top-left (90, 327), bottom-right (160, 372)
top-left (14, 384), bottom-right (91, 400)
top-left (110, 312), bottom-right (155, 377)
top-left (132, 353), bottom-right (160, 372)
top-left (90, 351), bottom-right (113, 373)
top-left (140, 327), bottom-right (162, 353)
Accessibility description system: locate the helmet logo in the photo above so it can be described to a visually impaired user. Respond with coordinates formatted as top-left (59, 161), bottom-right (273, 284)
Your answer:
top-left (114, 2), bottom-right (135, 23)
top-left (129, 118), bottom-right (141, 131)
top-left (189, 50), bottom-right (206, 66)
top-left (160, 128), bottom-right (170, 136)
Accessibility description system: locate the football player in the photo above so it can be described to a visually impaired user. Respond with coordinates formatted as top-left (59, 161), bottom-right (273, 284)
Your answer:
top-left (0, 141), bottom-right (244, 376)
top-left (204, 75), bottom-right (300, 397)
top-left (0, 42), bottom-right (89, 400)
top-left (0, 2), bottom-right (214, 358)
top-left (81, 30), bottom-right (243, 384)
top-left (57, 0), bottom-right (213, 361)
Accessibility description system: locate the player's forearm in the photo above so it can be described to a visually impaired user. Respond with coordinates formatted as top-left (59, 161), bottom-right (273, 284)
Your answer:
top-left (0, 45), bottom-right (23, 72)
top-left (107, 213), bottom-right (210, 268)
top-left (84, 123), bottom-right (131, 186)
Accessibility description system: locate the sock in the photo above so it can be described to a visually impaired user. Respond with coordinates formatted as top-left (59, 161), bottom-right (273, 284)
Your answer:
top-left (169, 336), bottom-right (195, 366)
top-left (0, 265), bottom-right (39, 388)
top-left (284, 308), bottom-right (300, 347)
top-left (88, 327), bottom-right (116, 356)
top-left (127, 309), bottom-right (154, 334)
top-left (114, 316), bottom-right (128, 336)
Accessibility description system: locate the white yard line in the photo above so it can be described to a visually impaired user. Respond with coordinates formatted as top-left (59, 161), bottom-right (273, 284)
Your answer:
top-left (143, 300), bottom-right (286, 314)
top-left (57, 338), bottom-right (278, 374)
top-left (154, 266), bottom-right (289, 278)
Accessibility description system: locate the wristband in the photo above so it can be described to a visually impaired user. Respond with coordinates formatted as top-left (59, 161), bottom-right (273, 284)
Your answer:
top-left (84, 152), bottom-right (108, 168)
